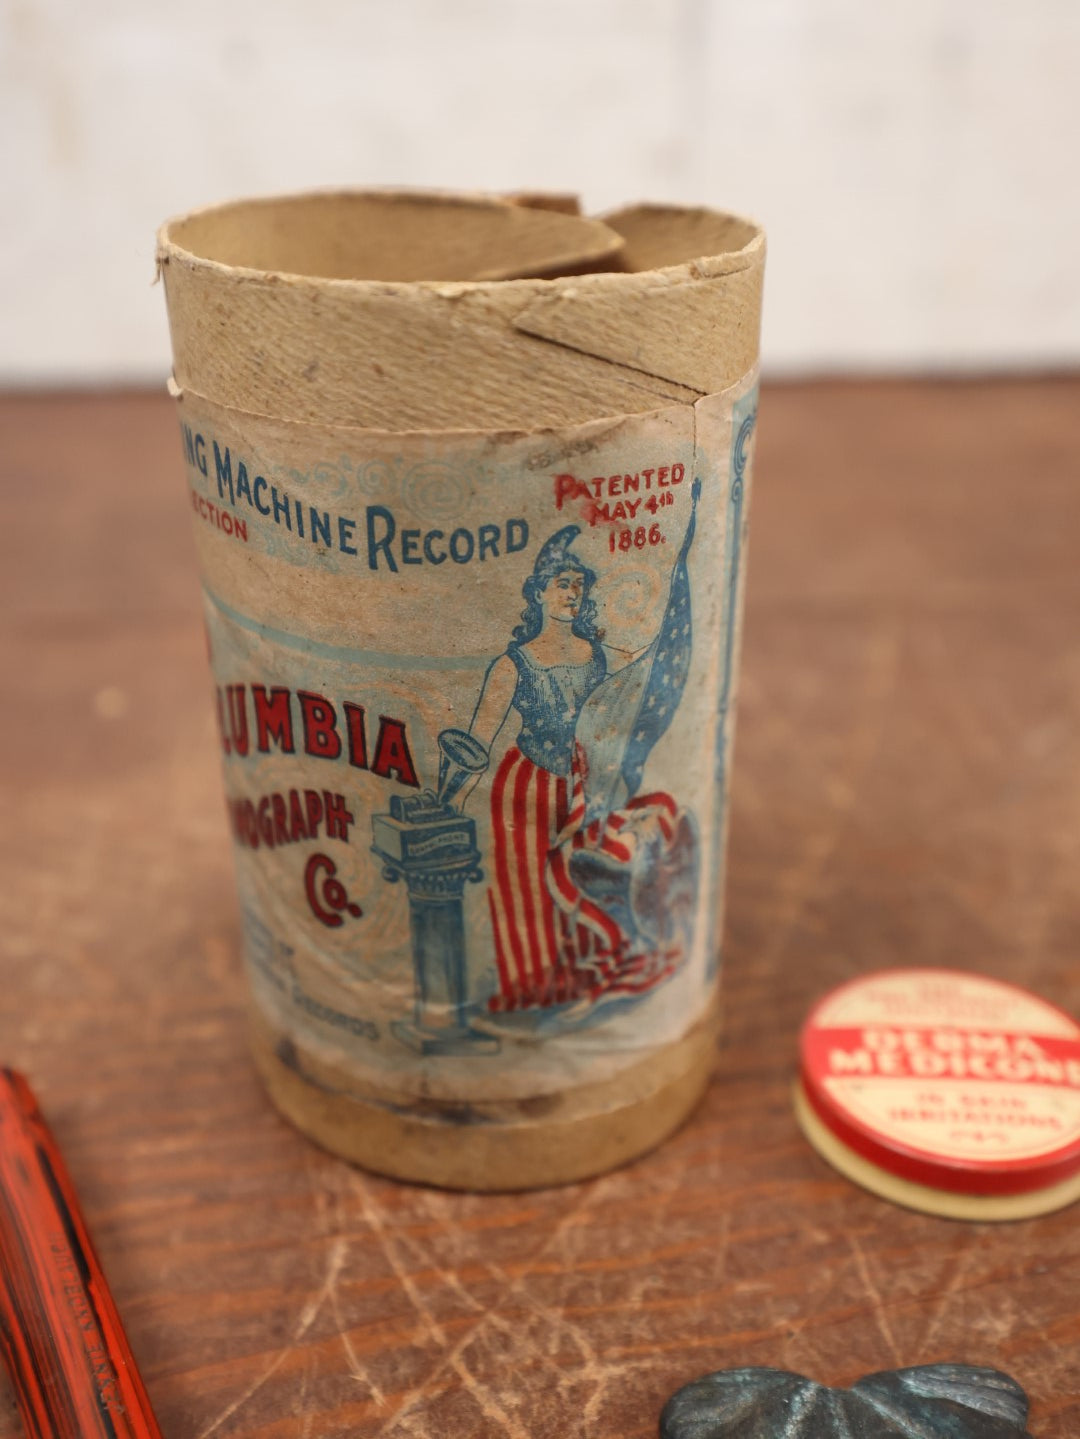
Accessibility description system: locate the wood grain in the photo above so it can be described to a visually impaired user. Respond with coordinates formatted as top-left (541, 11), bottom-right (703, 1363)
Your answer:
top-left (1, 381), bottom-right (1078, 1438)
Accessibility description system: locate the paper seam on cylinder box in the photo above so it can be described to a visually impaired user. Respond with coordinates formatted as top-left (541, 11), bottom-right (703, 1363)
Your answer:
top-left (175, 371), bottom-right (758, 1101)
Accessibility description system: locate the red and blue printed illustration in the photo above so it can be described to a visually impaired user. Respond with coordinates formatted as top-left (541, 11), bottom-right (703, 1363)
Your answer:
top-left (373, 481), bottom-right (701, 1049)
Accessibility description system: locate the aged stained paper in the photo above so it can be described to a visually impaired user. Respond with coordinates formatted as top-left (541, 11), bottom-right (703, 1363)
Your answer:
top-left (176, 374), bottom-right (759, 1102)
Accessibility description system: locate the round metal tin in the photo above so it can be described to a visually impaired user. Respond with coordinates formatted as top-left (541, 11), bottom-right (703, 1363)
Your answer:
top-left (796, 968), bottom-right (1080, 1219)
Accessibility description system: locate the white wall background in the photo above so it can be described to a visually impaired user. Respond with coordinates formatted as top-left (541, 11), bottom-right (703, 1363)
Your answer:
top-left (2, 0), bottom-right (1078, 383)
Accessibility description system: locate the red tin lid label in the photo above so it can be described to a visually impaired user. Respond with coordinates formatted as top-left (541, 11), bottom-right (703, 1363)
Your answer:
top-left (800, 969), bottom-right (1080, 1195)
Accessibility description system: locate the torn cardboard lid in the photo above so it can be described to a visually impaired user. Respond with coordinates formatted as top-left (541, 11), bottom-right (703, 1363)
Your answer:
top-left (157, 189), bottom-right (764, 431)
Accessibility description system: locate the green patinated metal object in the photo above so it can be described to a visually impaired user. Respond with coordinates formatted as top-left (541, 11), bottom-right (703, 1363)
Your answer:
top-left (661, 1364), bottom-right (1031, 1438)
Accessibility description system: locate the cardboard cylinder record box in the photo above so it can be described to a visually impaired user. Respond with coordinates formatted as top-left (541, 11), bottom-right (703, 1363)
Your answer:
top-left (157, 190), bottom-right (765, 1189)
top-left (796, 968), bottom-right (1080, 1220)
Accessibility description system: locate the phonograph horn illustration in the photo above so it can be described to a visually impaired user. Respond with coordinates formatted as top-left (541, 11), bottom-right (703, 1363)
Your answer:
top-left (437, 727), bottom-right (490, 807)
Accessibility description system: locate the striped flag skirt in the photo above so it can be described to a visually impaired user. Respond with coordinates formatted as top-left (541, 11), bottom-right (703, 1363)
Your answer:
top-left (487, 745), bottom-right (685, 1012)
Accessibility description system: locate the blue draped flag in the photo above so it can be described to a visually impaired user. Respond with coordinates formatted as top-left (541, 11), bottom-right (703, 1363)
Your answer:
top-left (575, 479), bottom-right (700, 823)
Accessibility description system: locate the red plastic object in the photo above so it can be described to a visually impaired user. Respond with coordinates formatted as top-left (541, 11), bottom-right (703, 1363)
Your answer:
top-left (0, 1068), bottom-right (163, 1439)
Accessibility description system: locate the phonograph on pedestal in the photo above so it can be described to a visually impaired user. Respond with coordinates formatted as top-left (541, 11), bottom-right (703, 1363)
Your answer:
top-left (371, 728), bottom-right (500, 1055)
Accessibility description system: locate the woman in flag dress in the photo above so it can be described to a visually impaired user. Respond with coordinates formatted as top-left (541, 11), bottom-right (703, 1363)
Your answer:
top-left (468, 525), bottom-right (695, 1014)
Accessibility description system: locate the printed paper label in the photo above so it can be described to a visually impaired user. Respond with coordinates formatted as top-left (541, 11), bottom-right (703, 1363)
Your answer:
top-left (805, 970), bottom-right (1080, 1167)
top-left (174, 376), bottom-right (758, 1099)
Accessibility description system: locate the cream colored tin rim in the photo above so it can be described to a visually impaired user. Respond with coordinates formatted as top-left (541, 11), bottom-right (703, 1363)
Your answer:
top-left (794, 1081), bottom-right (1080, 1221)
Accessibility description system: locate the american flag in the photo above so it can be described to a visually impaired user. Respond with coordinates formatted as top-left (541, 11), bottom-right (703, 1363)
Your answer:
top-left (576, 478), bottom-right (699, 822)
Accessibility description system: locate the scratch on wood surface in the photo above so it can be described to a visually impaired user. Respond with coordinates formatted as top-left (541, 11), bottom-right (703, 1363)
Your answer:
top-left (195, 1238), bottom-right (349, 1439)
top-left (349, 1173), bottom-right (450, 1350)
top-left (303, 1159), bottom-right (391, 1410)
top-left (409, 1168), bottom-right (698, 1435)
top-left (412, 1192), bottom-right (604, 1388)
top-left (370, 1176), bottom-right (617, 1439)
top-left (448, 1353), bottom-right (535, 1439)
top-left (296, 1352), bottom-right (314, 1439)
top-left (328, 1258), bottom-right (390, 1411)
top-left (918, 1239), bottom-right (979, 1355)
top-left (846, 1232), bottom-right (903, 1368)
top-left (707, 1207), bottom-right (732, 1288)
top-left (779, 1316), bottom-right (815, 1372)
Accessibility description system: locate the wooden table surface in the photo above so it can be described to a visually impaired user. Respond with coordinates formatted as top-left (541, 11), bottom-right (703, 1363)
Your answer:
top-left (1, 381), bottom-right (1078, 1438)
